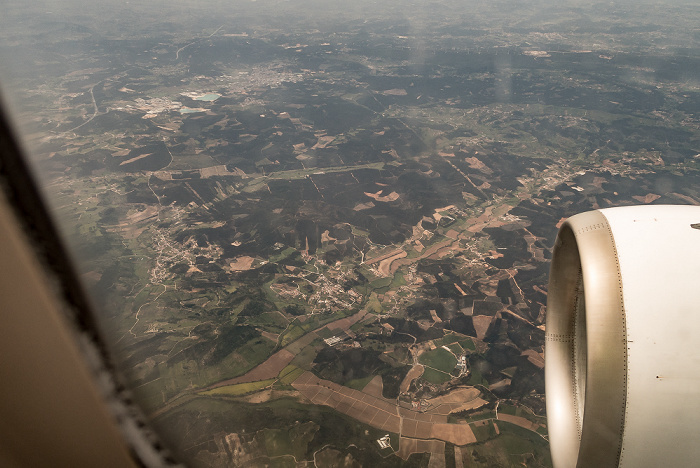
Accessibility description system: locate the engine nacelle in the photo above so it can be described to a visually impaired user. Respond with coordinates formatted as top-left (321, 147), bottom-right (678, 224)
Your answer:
top-left (546, 205), bottom-right (700, 468)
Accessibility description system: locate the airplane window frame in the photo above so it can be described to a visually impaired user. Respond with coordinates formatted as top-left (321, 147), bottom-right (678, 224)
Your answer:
top-left (0, 96), bottom-right (170, 467)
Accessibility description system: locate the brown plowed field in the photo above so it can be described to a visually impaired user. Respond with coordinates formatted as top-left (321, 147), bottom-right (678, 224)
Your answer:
top-left (400, 365), bottom-right (424, 393)
top-left (293, 372), bottom-right (401, 433)
top-left (378, 251), bottom-right (407, 276)
top-left (390, 238), bottom-right (454, 273)
top-left (206, 349), bottom-right (295, 389)
top-left (362, 375), bottom-right (384, 398)
top-left (430, 423), bottom-right (476, 445)
top-left (320, 308), bottom-right (369, 335)
top-left (293, 372), bottom-right (479, 446)
top-left (426, 387), bottom-right (480, 406)
top-left (425, 388), bottom-right (487, 415)
top-left (397, 438), bottom-right (444, 460)
top-left (472, 315), bottom-right (493, 340)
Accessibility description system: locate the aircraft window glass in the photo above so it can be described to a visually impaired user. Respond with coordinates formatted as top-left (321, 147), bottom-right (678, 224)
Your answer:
top-left (1, 1), bottom-right (699, 466)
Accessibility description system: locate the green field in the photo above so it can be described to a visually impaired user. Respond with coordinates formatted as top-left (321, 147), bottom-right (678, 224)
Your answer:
top-left (470, 421), bottom-right (498, 442)
top-left (496, 421), bottom-right (551, 465)
top-left (290, 343), bottom-right (322, 369)
top-left (345, 376), bottom-right (374, 390)
top-left (418, 348), bottom-right (457, 373)
top-left (467, 362), bottom-right (487, 386)
top-left (465, 410), bottom-right (497, 423)
top-left (278, 365), bottom-right (305, 385)
top-left (237, 338), bottom-right (277, 370)
top-left (369, 276), bottom-right (392, 289)
top-left (460, 420), bottom-right (552, 467)
top-left (421, 366), bottom-right (452, 385)
top-left (259, 420), bottom-right (319, 460)
top-left (278, 323), bottom-right (307, 347)
top-left (460, 338), bottom-right (476, 351)
top-left (200, 379), bottom-right (276, 397)
top-left (435, 333), bottom-right (460, 346)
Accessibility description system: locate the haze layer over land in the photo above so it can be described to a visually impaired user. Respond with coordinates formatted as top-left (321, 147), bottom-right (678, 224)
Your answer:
top-left (2, 1), bottom-right (699, 466)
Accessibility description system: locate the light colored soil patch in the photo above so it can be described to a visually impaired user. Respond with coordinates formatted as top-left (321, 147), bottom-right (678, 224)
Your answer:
top-left (321, 230), bottom-right (336, 243)
top-left (447, 399), bottom-right (488, 414)
top-left (207, 349), bottom-right (295, 389)
top-left (464, 156), bottom-right (492, 173)
top-left (497, 413), bottom-right (539, 432)
top-left (200, 165), bottom-right (230, 177)
top-left (390, 238), bottom-right (454, 272)
top-left (293, 372), bottom-right (401, 434)
top-left (321, 308), bottom-right (369, 334)
top-left (467, 206), bottom-right (496, 232)
top-left (353, 201), bottom-right (375, 211)
top-left (382, 88), bottom-right (408, 95)
top-left (431, 423), bottom-right (477, 446)
top-left (426, 387), bottom-right (480, 406)
top-left (364, 190), bottom-right (400, 202)
top-left (230, 256), bottom-right (255, 271)
top-left (294, 372), bottom-right (476, 446)
top-left (397, 438), bottom-right (444, 460)
top-left (105, 206), bottom-right (159, 239)
top-left (521, 349), bottom-right (545, 369)
top-left (260, 331), bottom-right (279, 343)
top-left (454, 446), bottom-right (464, 468)
top-left (428, 451), bottom-right (446, 468)
top-left (472, 316), bottom-right (493, 340)
top-left (112, 148), bottom-right (131, 157)
top-left (362, 375), bottom-right (384, 398)
top-left (671, 192), bottom-right (700, 204)
top-left (119, 152), bottom-right (153, 166)
top-left (312, 135), bottom-right (335, 149)
top-left (81, 270), bottom-right (102, 283)
top-left (400, 364), bottom-right (425, 393)
top-left (378, 250), bottom-right (407, 276)
top-left (366, 248), bottom-right (405, 265)
top-left (126, 205), bottom-right (159, 223)
top-left (238, 389), bottom-right (302, 404)
top-left (632, 193), bottom-right (661, 203)
top-left (425, 388), bottom-right (487, 415)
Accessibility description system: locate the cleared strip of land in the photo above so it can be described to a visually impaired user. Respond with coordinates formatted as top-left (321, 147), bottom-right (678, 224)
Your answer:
top-left (292, 372), bottom-right (476, 446)
top-left (425, 387), bottom-right (487, 415)
top-left (366, 248), bottom-right (404, 265)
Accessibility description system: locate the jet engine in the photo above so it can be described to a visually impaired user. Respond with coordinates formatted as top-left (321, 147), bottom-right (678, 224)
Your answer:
top-left (546, 205), bottom-right (700, 468)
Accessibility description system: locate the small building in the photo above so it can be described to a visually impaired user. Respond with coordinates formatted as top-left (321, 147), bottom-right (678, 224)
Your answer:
top-left (377, 434), bottom-right (391, 449)
top-left (324, 336), bottom-right (342, 346)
